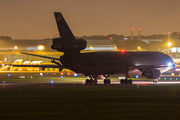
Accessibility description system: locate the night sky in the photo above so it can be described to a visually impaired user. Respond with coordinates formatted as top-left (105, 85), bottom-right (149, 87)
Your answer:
top-left (0, 0), bottom-right (180, 39)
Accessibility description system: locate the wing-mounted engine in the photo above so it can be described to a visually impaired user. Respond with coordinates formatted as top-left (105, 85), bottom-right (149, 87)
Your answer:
top-left (51, 38), bottom-right (87, 52)
top-left (141, 68), bottom-right (161, 79)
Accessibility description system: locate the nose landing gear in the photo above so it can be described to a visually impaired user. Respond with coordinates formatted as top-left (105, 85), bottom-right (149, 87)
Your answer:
top-left (103, 74), bottom-right (111, 85)
top-left (153, 79), bottom-right (158, 83)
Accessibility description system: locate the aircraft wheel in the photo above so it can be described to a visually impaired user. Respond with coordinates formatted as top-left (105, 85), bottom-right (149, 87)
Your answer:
top-left (125, 79), bottom-right (128, 84)
top-left (94, 79), bottom-right (97, 84)
top-left (86, 79), bottom-right (90, 84)
top-left (153, 80), bottom-right (155, 83)
top-left (90, 79), bottom-right (94, 84)
top-left (128, 79), bottom-right (132, 84)
top-left (153, 79), bottom-right (158, 83)
top-left (107, 79), bottom-right (111, 84)
top-left (104, 79), bottom-right (107, 84)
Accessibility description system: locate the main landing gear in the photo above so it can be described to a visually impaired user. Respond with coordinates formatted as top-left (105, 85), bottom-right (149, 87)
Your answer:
top-left (85, 70), bottom-right (133, 85)
top-left (120, 69), bottom-right (133, 85)
top-left (85, 75), bottom-right (111, 85)
top-left (104, 78), bottom-right (111, 85)
top-left (86, 78), bottom-right (97, 84)
top-left (120, 79), bottom-right (132, 84)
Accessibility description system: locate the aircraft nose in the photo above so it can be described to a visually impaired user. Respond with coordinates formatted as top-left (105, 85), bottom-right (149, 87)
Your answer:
top-left (166, 55), bottom-right (175, 67)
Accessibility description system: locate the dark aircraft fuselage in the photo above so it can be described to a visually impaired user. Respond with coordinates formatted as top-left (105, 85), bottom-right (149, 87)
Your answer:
top-left (60, 51), bottom-right (173, 76)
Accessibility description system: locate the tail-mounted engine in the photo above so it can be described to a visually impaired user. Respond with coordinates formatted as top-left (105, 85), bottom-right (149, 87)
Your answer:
top-left (142, 68), bottom-right (161, 79)
top-left (51, 38), bottom-right (87, 52)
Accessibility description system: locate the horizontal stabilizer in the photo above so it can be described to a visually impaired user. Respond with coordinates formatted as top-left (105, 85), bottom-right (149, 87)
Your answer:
top-left (21, 52), bottom-right (59, 61)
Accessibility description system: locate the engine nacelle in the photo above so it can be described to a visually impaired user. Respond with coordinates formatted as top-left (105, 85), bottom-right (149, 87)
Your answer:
top-left (141, 69), bottom-right (161, 79)
top-left (51, 38), bottom-right (87, 52)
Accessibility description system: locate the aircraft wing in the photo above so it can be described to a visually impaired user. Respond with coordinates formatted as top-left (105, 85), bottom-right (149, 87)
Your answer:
top-left (12, 64), bottom-right (61, 68)
top-left (12, 64), bottom-right (64, 71)
top-left (21, 52), bottom-right (59, 61)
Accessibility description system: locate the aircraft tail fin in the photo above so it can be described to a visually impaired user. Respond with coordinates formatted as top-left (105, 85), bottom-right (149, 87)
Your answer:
top-left (54, 12), bottom-right (75, 40)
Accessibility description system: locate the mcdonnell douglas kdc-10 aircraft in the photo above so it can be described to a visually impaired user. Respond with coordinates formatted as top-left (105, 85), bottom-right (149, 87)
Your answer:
top-left (13, 12), bottom-right (175, 84)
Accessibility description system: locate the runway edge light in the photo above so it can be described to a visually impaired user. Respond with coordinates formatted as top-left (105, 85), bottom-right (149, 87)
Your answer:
top-left (51, 81), bottom-right (54, 84)
top-left (136, 75), bottom-right (139, 78)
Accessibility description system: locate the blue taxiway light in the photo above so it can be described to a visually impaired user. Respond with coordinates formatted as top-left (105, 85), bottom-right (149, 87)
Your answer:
top-left (136, 75), bottom-right (139, 78)
top-left (74, 73), bottom-right (78, 77)
top-left (8, 74), bottom-right (10, 77)
top-left (51, 81), bottom-right (54, 84)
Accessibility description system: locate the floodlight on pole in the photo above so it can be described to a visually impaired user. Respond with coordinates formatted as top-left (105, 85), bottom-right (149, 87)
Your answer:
top-left (90, 46), bottom-right (93, 50)
top-left (14, 46), bottom-right (18, 50)
top-left (38, 45), bottom-right (44, 50)
top-left (167, 42), bottom-right (171, 47)
top-left (167, 42), bottom-right (171, 56)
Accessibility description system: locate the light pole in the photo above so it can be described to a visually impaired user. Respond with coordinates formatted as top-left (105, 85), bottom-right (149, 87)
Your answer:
top-left (38, 45), bottom-right (44, 50)
top-left (37, 45), bottom-right (44, 61)
top-left (14, 46), bottom-right (18, 50)
top-left (167, 42), bottom-right (171, 56)
top-left (137, 46), bottom-right (140, 51)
